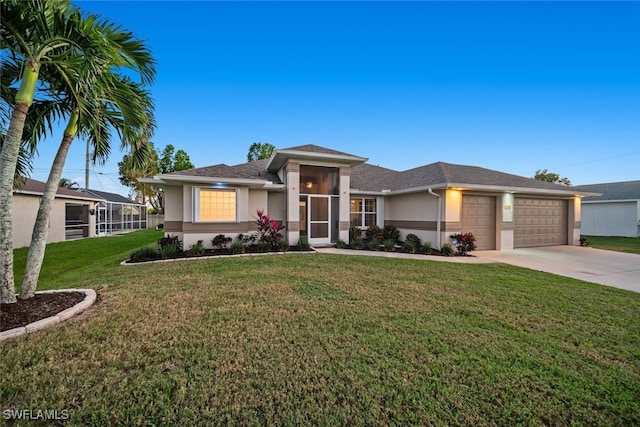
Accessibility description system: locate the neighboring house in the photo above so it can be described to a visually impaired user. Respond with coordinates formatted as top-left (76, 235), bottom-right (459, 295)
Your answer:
top-left (140, 144), bottom-right (599, 251)
top-left (12, 179), bottom-right (149, 249)
top-left (573, 180), bottom-right (640, 237)
top-left (12, 178), bottom-right (103, 248)
top-left (77, 189), bottom-right (148, 236)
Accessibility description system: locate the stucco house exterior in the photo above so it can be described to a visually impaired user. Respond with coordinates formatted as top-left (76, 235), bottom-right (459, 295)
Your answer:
top-left (573, 180), bottom-right (640, 237)
top-left (141, 144), bottom-right (598, 251)
top-left (12, 179), bottom-right (149, 248)
top-left (12, 178), bottom-right (103, 248)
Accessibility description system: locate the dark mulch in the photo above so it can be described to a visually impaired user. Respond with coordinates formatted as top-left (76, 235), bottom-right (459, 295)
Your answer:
top-left (1, 292), bottom-right (85, 332)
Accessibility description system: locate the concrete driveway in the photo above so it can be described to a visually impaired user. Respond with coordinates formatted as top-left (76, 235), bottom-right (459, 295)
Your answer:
top-left (474, 246), bottom-right (640, 293)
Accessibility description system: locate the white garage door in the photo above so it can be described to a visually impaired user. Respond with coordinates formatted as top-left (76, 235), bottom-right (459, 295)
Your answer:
top-left (461, 195), bottom-right (496, 250)
top-left (514, 198), bottom-right (568, 248)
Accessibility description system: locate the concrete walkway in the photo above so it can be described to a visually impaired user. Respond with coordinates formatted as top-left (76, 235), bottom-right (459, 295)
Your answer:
top-left (315, 246), bottom-right (640, 293)
top-left (474, 246), bottom-right (640, 293)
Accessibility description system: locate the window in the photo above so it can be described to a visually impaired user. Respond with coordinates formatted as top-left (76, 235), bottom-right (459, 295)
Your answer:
top-left (194, 188), bottom-right (237, 222)
top-left (350, 197), bottom-right (376, 227)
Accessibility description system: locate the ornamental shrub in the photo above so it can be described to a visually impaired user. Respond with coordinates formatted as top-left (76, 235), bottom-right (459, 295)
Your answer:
top-left (351, 237), bottom-right (364, 250)
top-left (349, 226), bottom-right (362, 243)
top-left (405, 233), bottom-right (421, 248)
top-left (422, 241), bottom-right (432, 255)
top-left (255, 209), bottom-right (286, 249)
top-left (157, 234), bottom-right (182, 252)
top-left (187, 240), bottom-right (205, 256)
top-left (212, 234), bottom-right (232, 250)
top-left (297, 236), bottom-right (311, 251)
top-left (383, 225), bottom-right (400, 242)
top-left (451, 232), bottom-right (477, 256)
top-left (402, 240), bottom-right (416, 254)
top-left (335, 239), bottom-right (347, 249)
top-left (368, 237), bottom-right (381, 251)
top-left (440, 242), bottom-right (453, 256)
top-left (365, 225), bottom-right (384, 242)
top-left (383, 238), bottom-right (396, 252)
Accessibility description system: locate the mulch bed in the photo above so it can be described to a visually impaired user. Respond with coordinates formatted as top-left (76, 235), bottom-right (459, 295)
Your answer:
top-left (1, 292), bottom-right (85, 332)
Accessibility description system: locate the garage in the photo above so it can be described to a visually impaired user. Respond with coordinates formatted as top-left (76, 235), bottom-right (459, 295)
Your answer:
top-left (514, 198), bottom-right (568, 248)
top-left (461, 195), bottom-right (496, 250)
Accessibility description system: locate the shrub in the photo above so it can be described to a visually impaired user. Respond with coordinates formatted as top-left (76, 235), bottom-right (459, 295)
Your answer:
top-left (579, 236), bottom-right (591, 247)
top-left (365, 225), bottom-right (384, 242)
top-left (212, 234), bottom-right (232, 250)
top-left (188, 240), bottom-right (205, 256)
top-left (440, 243), bottom-right (453, 256)
top-left (161, 243), bottom-right (180, 258)
top-left (368, 237), bottom-right (381, 251)
top-left (451, 232), bottom-right (477, 256)
top-left (236, 233), bottom-right (256, 245)
top-left (349, 226), bottom-right (362, 243)
top-left (257, 241), bottom-right (271, 252)
top-left (157, 235), bottom-right (182, 252)
top-left (383, 225), bottom-right (400, 242)
top-left (351, 237), bottom-right (364, 250)
top-left (422, 241), bottom-right (432, 255)
top-left (297, 236), bottom-right (311, 251)
top-left (230, 239), bottom-right (245, 254)
top-left (405, 233), bottom-right (421, 247)
top-left (383, 238), bottom-right (396, 252)
top-left (278, 239), bottom-right (290, 252)
top-left (402, 240), bottom-right (416, 253)
top-left (255, 209), bottom-right (286, 249)
top-left (335, 239), bottom-right (347, 249)
top-left (130, 246), bottom-right (160, 262)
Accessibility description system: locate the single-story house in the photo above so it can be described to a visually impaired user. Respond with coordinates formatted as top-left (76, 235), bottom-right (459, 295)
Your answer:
top-left (77, 188), bottom-right (148, 236)
top-left (140, 144), bottom-right (599, 250)
top-left (12, 178), bottom-right (103, 248)
top-left (573, 180), bottom-right (640, 237)
top-left (12, 179), bottom-right (149, 248)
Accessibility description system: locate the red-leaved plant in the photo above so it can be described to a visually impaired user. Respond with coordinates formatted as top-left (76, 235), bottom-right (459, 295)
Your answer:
top-left (255, 210), bottom-right (286, 249)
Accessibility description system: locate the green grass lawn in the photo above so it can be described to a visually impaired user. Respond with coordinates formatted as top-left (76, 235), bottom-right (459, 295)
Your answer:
top-left (583, 235), bottom-right (640, 254)
top-left (3, 231), bottom-right (639, 425)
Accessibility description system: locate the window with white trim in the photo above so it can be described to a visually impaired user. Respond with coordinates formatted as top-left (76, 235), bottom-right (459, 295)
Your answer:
top-left (350, 197), bottom-right (377, 227)
top-left (194, 188), bottom-right (237, 222)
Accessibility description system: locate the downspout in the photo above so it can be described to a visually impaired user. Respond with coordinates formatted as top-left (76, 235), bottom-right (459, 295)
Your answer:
top-left (427, 188), bottom-right (441, 249)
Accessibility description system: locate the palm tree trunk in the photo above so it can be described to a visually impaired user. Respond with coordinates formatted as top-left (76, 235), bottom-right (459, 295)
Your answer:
top-left (0, 63), bottom-right (39, 304)
top-left (19, 113), bottom-right (78, 299)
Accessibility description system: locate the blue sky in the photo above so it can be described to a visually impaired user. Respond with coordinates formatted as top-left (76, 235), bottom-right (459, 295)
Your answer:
top-left (29, 1), bottom-right (640, 195)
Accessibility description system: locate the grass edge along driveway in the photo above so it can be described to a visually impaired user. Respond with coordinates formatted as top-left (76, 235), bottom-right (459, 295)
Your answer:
top-left (3, 230), bottom-right (639, 425)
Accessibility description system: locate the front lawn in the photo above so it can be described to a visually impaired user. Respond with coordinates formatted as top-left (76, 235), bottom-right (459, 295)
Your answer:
top-left (2, 231), bottom-right (639, 425)
top-left (583, 235), bottom-right (640, 254)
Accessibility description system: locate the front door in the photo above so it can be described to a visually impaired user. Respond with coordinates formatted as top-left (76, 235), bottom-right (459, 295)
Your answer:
top-left (307, 195), bottom-right (331, 245)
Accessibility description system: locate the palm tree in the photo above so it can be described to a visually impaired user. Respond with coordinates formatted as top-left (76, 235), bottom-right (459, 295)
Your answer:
top-left (18, 15), bottom-right (156, 299)
top-left (0, 0), bottom-right (94, 303)
top-left (58, 178), bottom-right (79, 189)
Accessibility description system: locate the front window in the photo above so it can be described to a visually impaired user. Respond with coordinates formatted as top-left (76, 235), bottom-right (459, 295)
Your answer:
top-left (350, 197), bottom-right (376, 227)
top-left (194, 188), bottom-right (237, 222)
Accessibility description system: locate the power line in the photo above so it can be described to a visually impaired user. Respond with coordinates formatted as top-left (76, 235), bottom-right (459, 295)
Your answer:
top-left (550, 150), bottom-right (640, 170)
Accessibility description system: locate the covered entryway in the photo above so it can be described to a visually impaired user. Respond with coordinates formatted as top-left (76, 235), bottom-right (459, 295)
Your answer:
top-left (461, 195), bottom-right (496, 250)
top-left (514, 198), bottom-right (567, 248)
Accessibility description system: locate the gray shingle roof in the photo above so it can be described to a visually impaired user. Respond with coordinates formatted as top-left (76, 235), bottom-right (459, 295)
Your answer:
top-left (14, 178), bottom-right (102, 200)
top-left (169, 160), bottom-right (283, 184)
top-left (158, 145), bottom-right (582, 194)
top-left (351, 161), bottom-right (576, 192)
top-left (79, 189), bottom-right (140, 204)
top-left (573, 180), bottom-right (640, 201)
top-left (230, 158), bottom-right (282, 183)
top-left (350, 163), bottom-right (399, 191)
top-left (281, 144), bottom-right (357, 157)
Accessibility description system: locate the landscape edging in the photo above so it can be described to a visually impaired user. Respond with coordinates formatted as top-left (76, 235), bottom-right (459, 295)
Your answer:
top-left (0, 289), bottom-right (97, 342)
